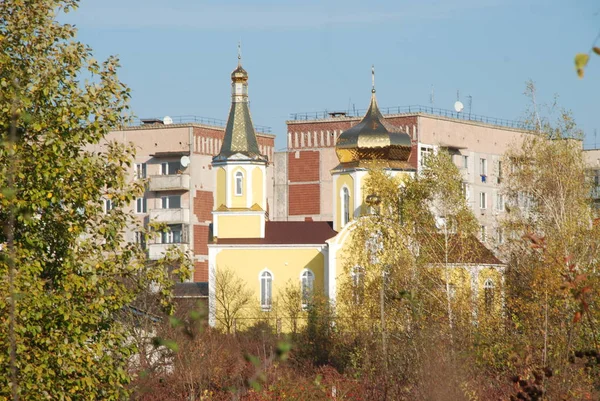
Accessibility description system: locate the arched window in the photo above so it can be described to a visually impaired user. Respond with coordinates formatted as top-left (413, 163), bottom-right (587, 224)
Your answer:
top-left (341, 187), bottom-right (350, 226)
top-left (351, 266), bottom-right (364, 304)
top-left (484, 279), bottom-right (494, 312)
top-left (260, 271), bottom-right (272, 310)
top-left (301, 270), bottom-right (315, 308)
top-left (235, 171), bottom-right (243, 196)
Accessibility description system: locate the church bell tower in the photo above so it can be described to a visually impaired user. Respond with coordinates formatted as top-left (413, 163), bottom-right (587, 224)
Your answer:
top-left (212, 49), bottom-right (268, 239)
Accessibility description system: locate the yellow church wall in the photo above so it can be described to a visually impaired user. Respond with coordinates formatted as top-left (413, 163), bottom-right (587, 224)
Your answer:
top-left (216, 167), bottom-right (226, 208)
top-left (251, 167), bottom-right (263, 209)
top-left (215, 247), bottom-right (325, 328)
top-left (334, 174), bottom-right (354, 231)
top-left (230, 167), bottom-right (247, 208)
top-left (217, 214), bottom-right (262, 238)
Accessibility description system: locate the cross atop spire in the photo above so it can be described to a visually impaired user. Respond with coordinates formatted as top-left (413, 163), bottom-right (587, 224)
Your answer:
top-left (237, 41), bottom-right (242, 66)
top-left (371, 65), bottom-right (376, 94)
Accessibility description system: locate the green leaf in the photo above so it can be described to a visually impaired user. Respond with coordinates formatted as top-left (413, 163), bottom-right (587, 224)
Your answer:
top-left (574, 53), bottom-right (589, 78)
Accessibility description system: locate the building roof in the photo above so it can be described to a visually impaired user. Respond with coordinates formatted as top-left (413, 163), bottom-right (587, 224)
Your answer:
top-left (213, 62), bottom-right (267, 163)
top-left (420, 234), bottom-right (504, 265)
top-left (174, 282), bottom-right (209, 298)
top-left (215, 221), bottom-right (337, 245)
top-left (335, 88), bottom-right (412, 167)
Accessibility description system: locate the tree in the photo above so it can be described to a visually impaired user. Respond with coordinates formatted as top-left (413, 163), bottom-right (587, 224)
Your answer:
top-left (499, 91), bottom-right (600, 396)
top-left (214, 267), bottom-right (253, 333)
top-left (278, 280), bottom-right (305, 335)
top-left (0, 1), bottom-right (189, 398)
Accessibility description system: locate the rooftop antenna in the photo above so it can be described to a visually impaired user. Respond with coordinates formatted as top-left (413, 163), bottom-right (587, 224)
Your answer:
top-left (454, 90), bottom-right (464, 113)
top-left (430, 84), bottom-right (435, 106)
top-left (595, 128), bottom-right (598, 148)
top-left (466, 95), bottom-right (473, 117)
top-left (371, 65), bottom-right (376, 93)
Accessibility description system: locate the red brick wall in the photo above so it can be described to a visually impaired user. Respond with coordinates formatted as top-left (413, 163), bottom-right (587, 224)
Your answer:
top-left (288, 151), bottom-right (320, 183)
top-left (289, 183), bottom-right (320, 215)
top-left (194, 261), bottom-right (208, 282)
top-left (194, 225), bottom-right (209, 255)
top-left (194, 190), bottom-right (213, 223)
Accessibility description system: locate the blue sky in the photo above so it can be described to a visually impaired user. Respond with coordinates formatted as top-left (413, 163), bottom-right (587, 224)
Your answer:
top-left (62, 0), bottom-right (600, 150)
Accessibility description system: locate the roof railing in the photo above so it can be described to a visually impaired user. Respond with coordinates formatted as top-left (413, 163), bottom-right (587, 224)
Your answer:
top-left (129, 115), bottom-right (272, 134)
top-left (289, 105), bottom-right (535, 131)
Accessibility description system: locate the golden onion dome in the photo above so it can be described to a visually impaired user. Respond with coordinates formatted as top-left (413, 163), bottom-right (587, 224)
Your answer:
top-left (231, 64), bottom-right (248, 83)
top-left (335, 90), bottom-right (412, 167)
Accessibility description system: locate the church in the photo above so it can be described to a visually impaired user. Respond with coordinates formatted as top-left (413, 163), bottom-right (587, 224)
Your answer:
top-left (207, 59), bottom-right (504, 327)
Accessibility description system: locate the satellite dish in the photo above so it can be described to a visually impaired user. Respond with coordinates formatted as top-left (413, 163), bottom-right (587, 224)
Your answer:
top-left (180, 155), bottom-right (190, 168)
top-left (163, 116), bottom-right (173, 125)
top-left (454, 101), bottom-right (464, 113)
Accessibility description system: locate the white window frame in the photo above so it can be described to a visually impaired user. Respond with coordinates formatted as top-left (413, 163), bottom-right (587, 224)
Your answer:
top-left (419, 146), bottom-right (434, 168)
top-left (462, 155), bottom-right (468, 169)
top-left (259, 270), bottom-right (273, 310)
top-left (480, 158), bottom-right (488, 175)
top-left (235, 171), bottom-right (243, 196)
top-left (103, 198), bottom-right (113, 214)
top-left (161, 195), bottom-right (181, 209)
top-left (479, 192), bottom-right (487, 209)
top-left (462, 182), bottom-right (470, 201)
top-left (300, 269), bottom-right (315, 309)
top-left (134, 163), bottom-right (147, 179)
top-left (134, 231), bottom-right (146, 249)
top-left (497, 228), bottom-right (504, 245)
top-left (341, 186), bottom-right (350, 226)
top-left (495, 193), bottom-right (504, 211)
top-left (135, 197), bottom-right (147, 214)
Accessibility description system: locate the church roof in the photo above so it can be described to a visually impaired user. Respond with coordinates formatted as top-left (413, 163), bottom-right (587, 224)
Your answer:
top-left (215, 221), bottom-right (337, 245)
top-left (334, 70), bottom-right (412, 167)
top-left (213, 61), bottom-right (267, 163)
top-left (420, 234), bottom-right (503, 265)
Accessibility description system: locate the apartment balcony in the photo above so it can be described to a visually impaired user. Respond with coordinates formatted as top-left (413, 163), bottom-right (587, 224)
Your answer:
top-left (148, 174), bottom-right (190, 192)
top-left (148, 243), bottom-right (189, 260)
top-left (149, 208), bottom-right (190, 224)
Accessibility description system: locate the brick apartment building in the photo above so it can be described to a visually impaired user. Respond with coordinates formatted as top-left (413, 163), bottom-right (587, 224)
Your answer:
top-left (101, 119), bottom-right (275, 282)
top-left (274, 106), bottom-right (535, 248)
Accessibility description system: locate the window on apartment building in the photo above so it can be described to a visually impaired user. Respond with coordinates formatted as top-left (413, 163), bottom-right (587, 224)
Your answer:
top-left (496, 160), bottom-right (503, 184)
top-left (484, 279), bottom-right (494, 312)
top-left (461, 182), bottom-right (470, 201)
top-left (495, 193), bottom-right (504, 211)
top-left (479, 192), bottom-right (487, 209)
top-left (235, 171), bottom-right (243, 196)
top-left (301, 270), bottom-right (315, 308)
top-left (462, 155), bottom-right (468, 169)
top-left (160, 161), bottom-right (182, 175)
top-left (135, 197), bottom-right (147, 214)
top-left (420, 146), bottom-right (433, 167)
top-left (135, 163), bottom-right (147, 179)
top-left (161, 224), bottom-right (183, 244)
top-left (497, 228), bottom-right (504, 245)
top-left (480, 158), bottom-right (487, 176)
top-left (480, 225), bottom-right (487, 242)
top-left (161, 195), bottom-right (181, 209)
top-left (341, 187), bottom-right (350, 226)
top-left (260, 271), bottom-right (273, 310)
top-left (103, 198), bottom-right (114, 214)
top-left (134, 231), bottom-right (146, 249)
